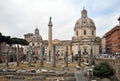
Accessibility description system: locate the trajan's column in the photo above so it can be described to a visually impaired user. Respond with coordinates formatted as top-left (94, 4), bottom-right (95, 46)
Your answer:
top-left (48, 17), bottom-right (53, 62)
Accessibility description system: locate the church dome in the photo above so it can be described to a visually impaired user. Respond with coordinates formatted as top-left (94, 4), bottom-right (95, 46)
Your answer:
top-left (75, 8), bottom-right (95, 29)
top-left (32, 34), bottom-right (43, 42)
top-left (31, 28), bottom-right (43, 42)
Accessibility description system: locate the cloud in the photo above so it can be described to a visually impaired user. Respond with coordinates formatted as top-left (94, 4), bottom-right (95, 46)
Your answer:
top-left (0, 0), bottom-right (120, 40)
top-left (95, 12), bottom-right (120, 37)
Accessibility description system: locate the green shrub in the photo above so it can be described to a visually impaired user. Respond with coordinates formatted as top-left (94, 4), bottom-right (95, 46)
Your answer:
top-left (93, 62), bottom-right (115, 78)
top-left (74, 54), bottom-right (78, 61)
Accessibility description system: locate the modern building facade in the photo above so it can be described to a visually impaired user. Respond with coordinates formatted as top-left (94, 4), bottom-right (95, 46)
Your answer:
top-left (101, 36), bottom-right (106, 54)
top-left (101, 17), bottom-right (120, 54)
top-left (104, 17), bottom-right (120, 54)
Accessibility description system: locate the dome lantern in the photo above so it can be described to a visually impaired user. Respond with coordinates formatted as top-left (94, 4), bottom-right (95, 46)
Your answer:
top-left (81, 7), bottom-right (87, 18)
top-left (31, 27), bottom-right (43, 42)
top-left (35, 27), bottom-right (39, 35)
top-left (75, 8), bottom-right (96, 29)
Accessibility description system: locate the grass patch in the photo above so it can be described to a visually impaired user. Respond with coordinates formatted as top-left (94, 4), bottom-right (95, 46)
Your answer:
top-left (0, 61), bottom-right (84, 71)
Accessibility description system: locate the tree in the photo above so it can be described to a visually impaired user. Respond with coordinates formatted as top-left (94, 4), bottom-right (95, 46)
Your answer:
top-left (20, 39), bottom-right (29, 46)
top-left (93, 62), bottom-right (115, 78)
top-left (0, 32), bottom-right (5, 43)
top-left (74, 54), bottom-right (78, 61)
top-left (0, 33), bottom-right (5, 52)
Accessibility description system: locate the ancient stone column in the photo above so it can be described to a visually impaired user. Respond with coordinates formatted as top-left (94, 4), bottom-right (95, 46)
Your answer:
top-left (52, 45), bottom-right (56, 67)
top-left (17, 45), bottom-right (19, 66)
top-left (64, 46), bottom-right (68, 67)
top-left (28, 46), bottom-right (32, 67)
top-left (48, 17), bottom-right (53, 62)
top-left (78, 43), bottom-right (81, 66)
top-left (5, 45), bottom-right (9, 67)
top-left (40, 44), bottom-right (44, 67)
top-left (71, 51), bottom-right (74, 62)
top-left (89, 39), bottom-right (94, 66)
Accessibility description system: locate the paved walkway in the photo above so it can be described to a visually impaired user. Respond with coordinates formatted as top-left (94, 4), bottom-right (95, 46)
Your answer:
top-left (74, 71), bottom-right (88, 81)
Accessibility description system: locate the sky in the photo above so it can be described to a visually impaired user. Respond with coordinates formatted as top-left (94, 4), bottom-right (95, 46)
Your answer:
top-left (0, 0), bottom-right (120, 40)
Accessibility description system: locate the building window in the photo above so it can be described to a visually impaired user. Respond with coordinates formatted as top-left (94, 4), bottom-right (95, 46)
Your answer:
top-left (84, 30), bottom-right (86, 35)
top-left (83, 48), bottom-right (88, 55)
top-left (76, 31), bottom-right (78, 36)
top-left (32, 43), bottom-right (34, 46)
top-left (92, 30), bottom-right (94, 35)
